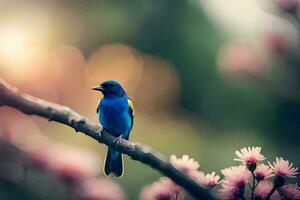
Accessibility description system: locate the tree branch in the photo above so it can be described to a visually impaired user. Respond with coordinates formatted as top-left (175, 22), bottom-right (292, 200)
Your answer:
top-left (0, 79), bottom-right (216, 200)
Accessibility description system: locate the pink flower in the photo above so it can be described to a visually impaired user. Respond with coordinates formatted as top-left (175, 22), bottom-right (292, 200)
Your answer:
top-left (79, 178), bottom-right (124, 200)
top-left (268, 157), bottom-right (298, 178)
top-left (218, 184), bottom-right (241, 200)
top-left (195, 171), bottom-right (220, 188)
top-left (254, 181), bottom-right (280, 200)
top-left (254, 181), bottom-right (272, 199)
top-left (139, 177), bottom-right (184, 200)
top-left (25, 147), bottom-right (50, 169)
top-left (170, 154), bottom-right (200, 175)
top-left (279, 184), bottom-right (300, 200)
top-left (47, 144), bottom-right (98, 182)
top-left (234, 147), bottom-right (265, 165)
top-left (265, 31), bottom-right (289, 54)
top-left (218, 166), bottom-right (251, 199)
top-left (254, 164), bottom-right (274, 181)
top-left (221, 165), bottom-right (250, 187)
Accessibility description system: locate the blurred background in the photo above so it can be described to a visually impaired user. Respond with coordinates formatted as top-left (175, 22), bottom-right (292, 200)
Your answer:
top-left (0, 0), bottom-right (300, 199)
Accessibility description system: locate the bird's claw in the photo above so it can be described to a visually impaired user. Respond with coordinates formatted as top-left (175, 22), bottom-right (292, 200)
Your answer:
top-left (113, 135), bottom-right (122, 148)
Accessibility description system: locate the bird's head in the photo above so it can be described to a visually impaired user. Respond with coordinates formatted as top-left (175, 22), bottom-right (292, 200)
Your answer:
top-left (92, 80), bottom-right (126, 98)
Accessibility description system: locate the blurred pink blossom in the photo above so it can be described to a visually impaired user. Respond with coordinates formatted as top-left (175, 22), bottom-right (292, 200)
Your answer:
top-left (80, 178), bottom-right (125, 200)
top-left (195, 171), bottom-right (220, 188)
top-left (218, 41), bottom-right (269, 80)
top-left (47, 144), bottom-right (98, 182)
top-left (268, 157), bottom-right (299, 178)
top-left (279, 184), bottom-right (300, 200)
top-left (218, 166), bottom-right (250, 199)
top-left (26, 149), bottom-right (49, 169)
top-left (170, 154), bottom-right (200, 175)
top-left (218, 184), bottom-right (241, 200)
top-left (276, 0), bottom-right (299, 13)
top-left (265, 31), bottom-right (289, 54)
top-left (221, 165), bottom-right (250, 187)
top-left (0, 109), bottom-right (40, 142)
top-left (139, 177), bottom-right (184, 200)
top-left (254, 181), bottom-right (280, 200)
top-left (234, 146), bottom-right (265, 165)
top-left (0, 111), bottom-right (53, 169)
top-left (254, 181), bottom-right (272, 199)
top-left (254, 164), bottom-right (274, 181)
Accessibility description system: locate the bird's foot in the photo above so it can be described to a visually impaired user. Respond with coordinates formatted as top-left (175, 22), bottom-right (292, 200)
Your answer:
top-left (113, 135), bottom-right (122, 148)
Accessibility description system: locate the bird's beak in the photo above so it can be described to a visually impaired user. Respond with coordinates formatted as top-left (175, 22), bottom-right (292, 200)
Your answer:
top-left (92, 86), bottom-right (103, 92)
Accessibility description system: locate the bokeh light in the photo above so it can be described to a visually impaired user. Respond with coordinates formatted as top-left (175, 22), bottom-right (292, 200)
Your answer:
top-left (217, 40), bottom-right (270, 81)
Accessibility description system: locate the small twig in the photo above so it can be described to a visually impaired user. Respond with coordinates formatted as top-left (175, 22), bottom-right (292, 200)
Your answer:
top-left (250, 172), bottom-right (256, 200)
top-left (250, 172), bottom-right (255, 200)
top-left (0, 78), bottom-right (216, 200)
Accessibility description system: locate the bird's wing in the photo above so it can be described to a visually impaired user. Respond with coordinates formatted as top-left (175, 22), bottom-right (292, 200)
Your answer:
top-left (127, 98), bottom-right (134, 131)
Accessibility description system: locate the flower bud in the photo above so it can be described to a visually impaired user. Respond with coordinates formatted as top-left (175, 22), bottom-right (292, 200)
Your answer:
top-left (247, 162), bottom-right (257, 172)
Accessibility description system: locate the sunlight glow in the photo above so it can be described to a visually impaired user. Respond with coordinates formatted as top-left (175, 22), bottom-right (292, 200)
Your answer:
top-left (0, 27), bottom-right (28, 61)
top-left (199, 0), bottom-right (294, 37)
top-left (0, 25), bottom-right (44, 81)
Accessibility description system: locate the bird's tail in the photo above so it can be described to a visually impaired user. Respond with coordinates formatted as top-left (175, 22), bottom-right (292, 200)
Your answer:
top-left (104, 148), bottom-right (123, 177)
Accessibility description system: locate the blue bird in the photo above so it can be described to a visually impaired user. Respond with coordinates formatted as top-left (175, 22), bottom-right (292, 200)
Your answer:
top-left (92, 80), bottom-right (134, 177)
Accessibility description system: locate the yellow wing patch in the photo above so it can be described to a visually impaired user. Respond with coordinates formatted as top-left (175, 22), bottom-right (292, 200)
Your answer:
top-left (128, 98), bottom-right (134, 116)
top-left (128, 98), bottom-right (134, 131)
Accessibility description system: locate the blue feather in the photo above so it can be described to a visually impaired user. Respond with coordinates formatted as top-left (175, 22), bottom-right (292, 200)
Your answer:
top-left (99, 97), bottom-right (132, 138)
top-left (94, 80), bottom-right (133, 177)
